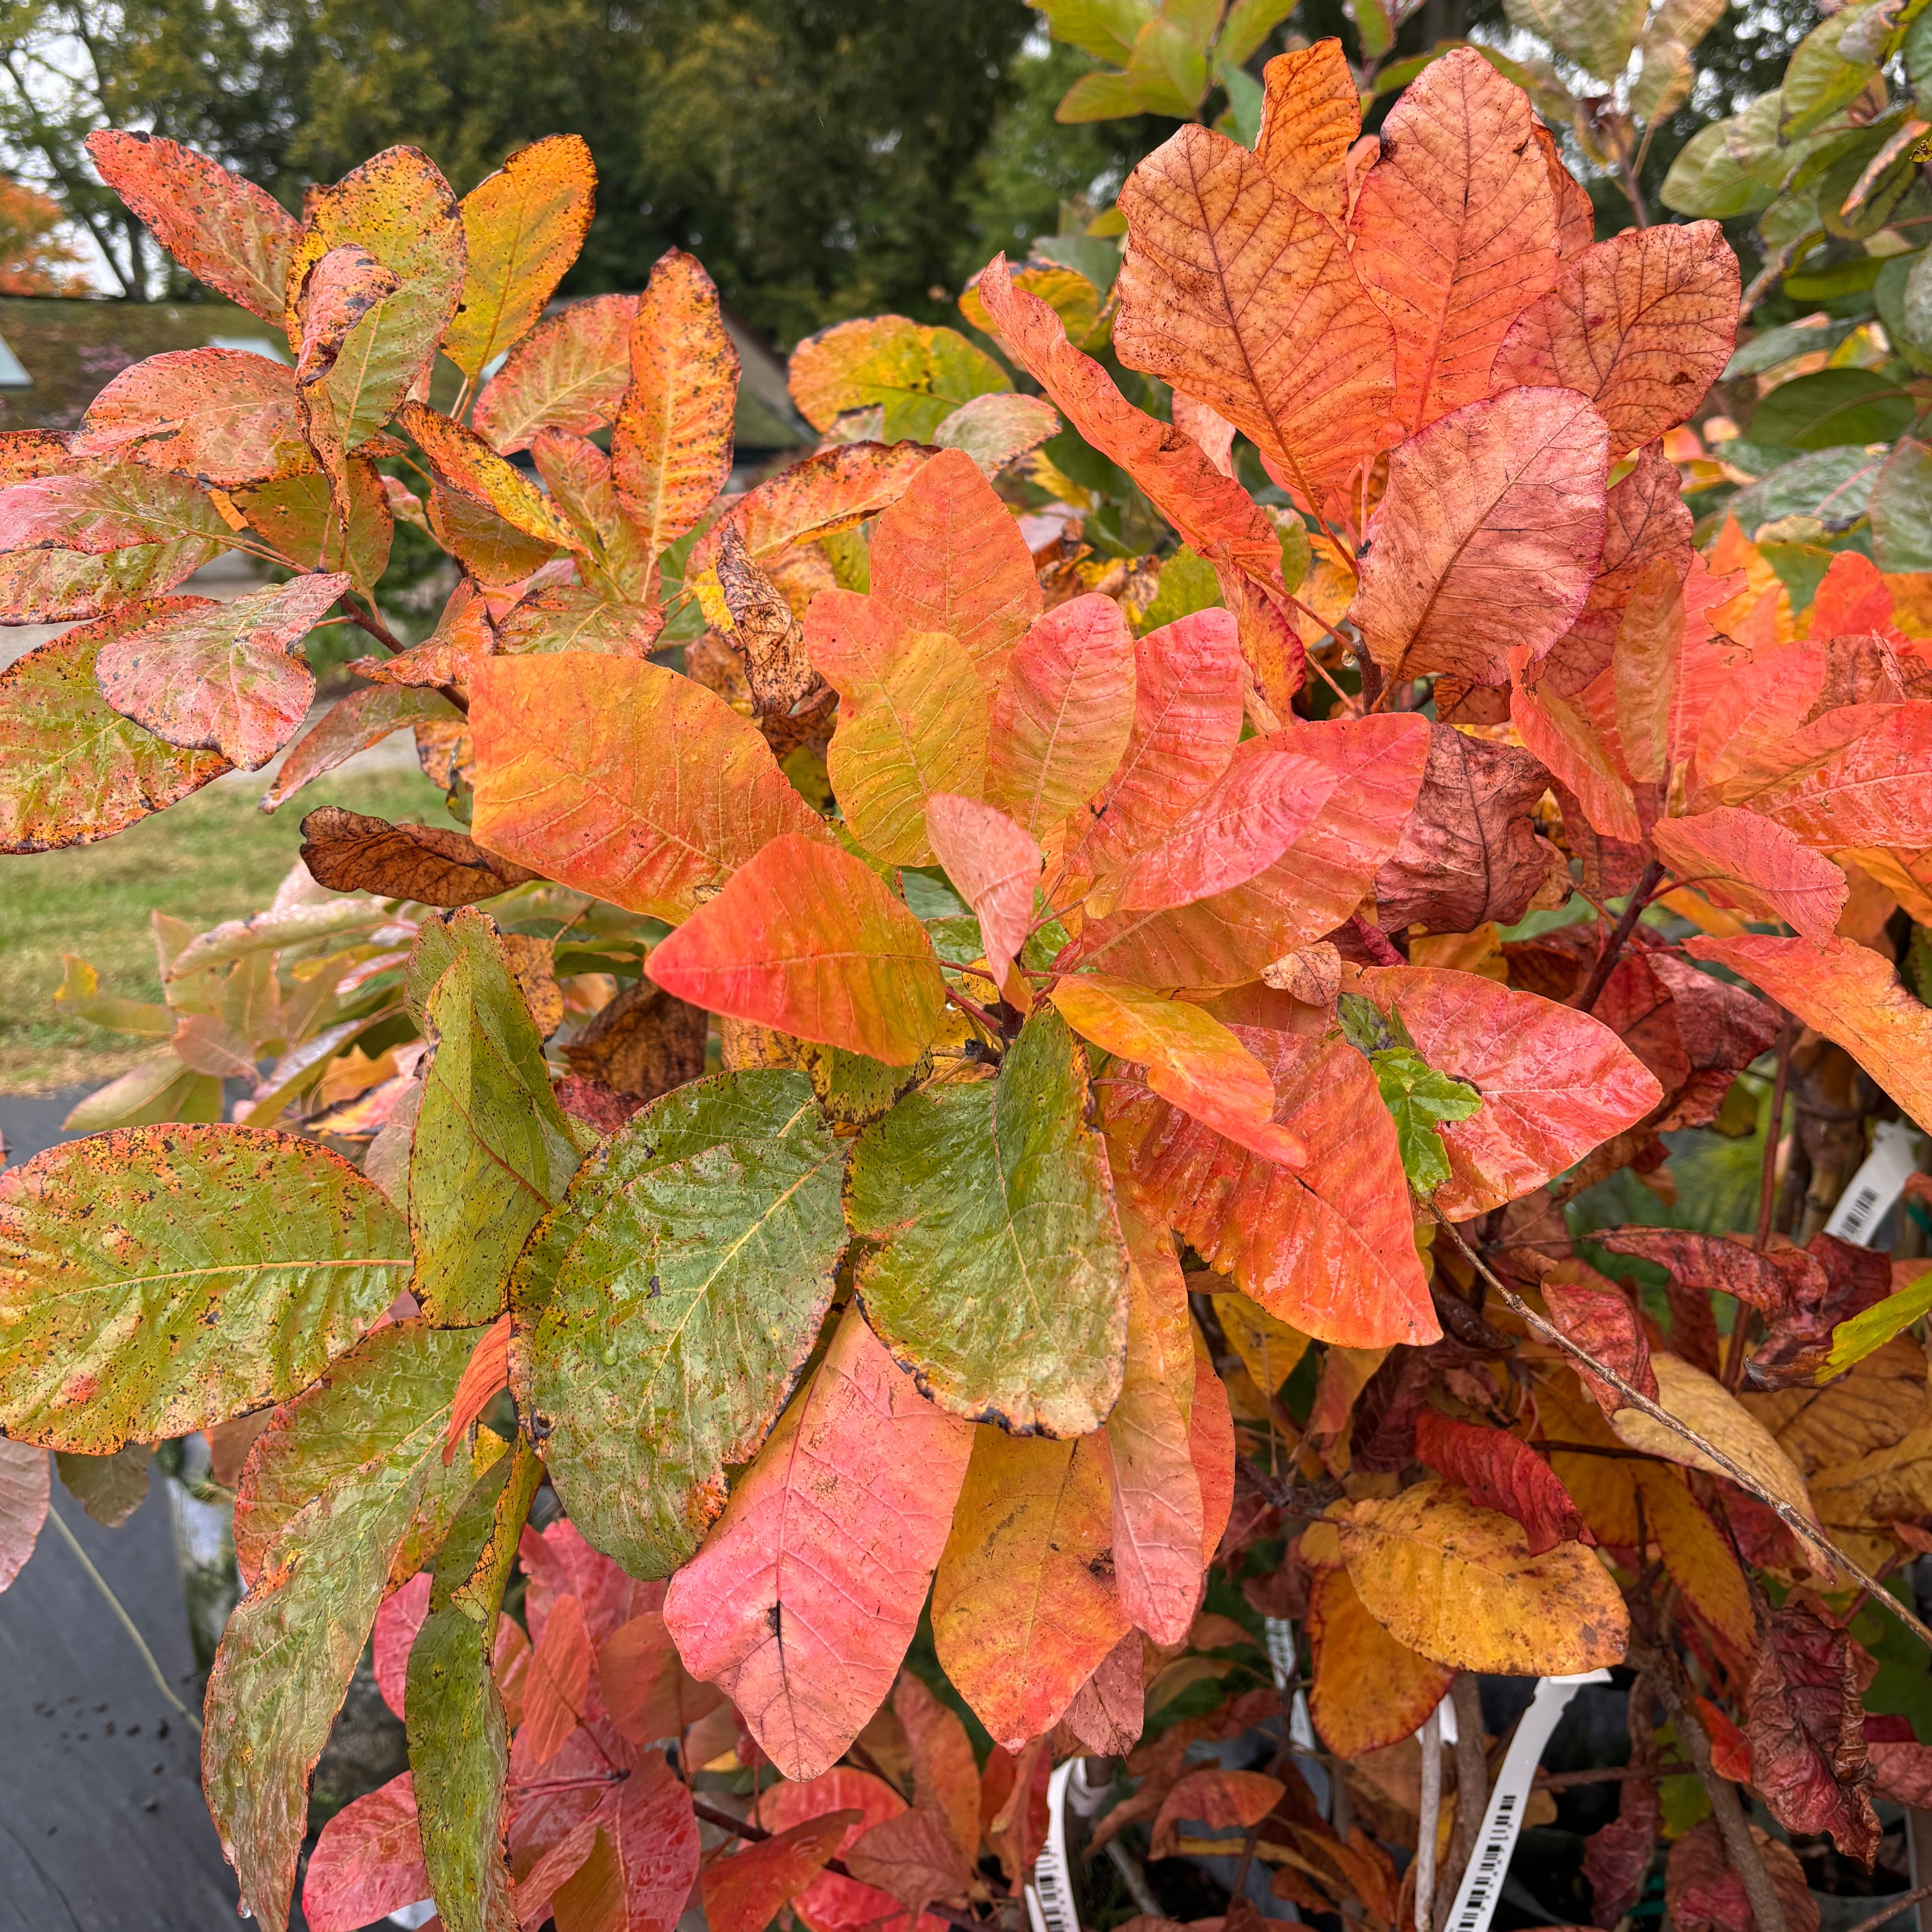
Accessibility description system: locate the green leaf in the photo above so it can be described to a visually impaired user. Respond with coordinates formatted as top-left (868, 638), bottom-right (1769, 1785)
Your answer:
top-left (0, 1124), bottom-right (409, 1451)
top-left (1336, 990), bottom-right (1397, 1056)
top-left (847, 1007), bottom-right (1128, 1438)
top-left (1366, 1047), bottom-right (1483, 1195)
top-left (58, 1053), bottom-right (224, 1132)
top-left (519, 1070), bottom-right (850, 1577)
top-left (1872, 437), bottom-right (1932, 568)
top-left (406, 1439), bottom-right (542, 1932)
top-left (1724, 317), bottom-right (1862, 380)
top-left (1783, 253), bottom-right (1888, 300)
top-left (1216, 60), bottom-right (1265, 145)
top-left (1726, 448), bottom-right (1879, 536)
top-left (1748, 368), bottom-right (1917, 450)
top-left (1660, 120), bottom-right (1778, 220)
top-left (1876, 250), bottom-right (1932, 370)
top-left (203, 1322), bottom-right (486, 1932)
top-left (1032, 0), bottom-right (1154, 66)
top-left (1818, 1266), bottom-right (1932, 1381)
top-left (405, 909), bottom-right (582, 1325)
top-left (54, 1444), bottom-right (152, 1527)
top-left (1783, 7), bottom-right (1885, 137)
top-left (1218, 0), bottom-right (1297, 67)
top-left (1142, 547), bottom-right (1223, 631)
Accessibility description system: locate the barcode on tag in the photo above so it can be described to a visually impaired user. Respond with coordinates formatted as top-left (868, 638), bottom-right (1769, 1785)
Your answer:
top-left (1026, 1758), bottom-right (1081, 1932)
top-left (1835, 1183), bottom-right (1885, 1241)
top-left (1450, 1789), bottom-right (1519, 1932)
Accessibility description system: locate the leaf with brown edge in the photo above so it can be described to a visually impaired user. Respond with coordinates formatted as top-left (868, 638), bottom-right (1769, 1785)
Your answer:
top-left (443, 134), bottom-right (594, 377)
top-left (1354, 966), bottom-right (1664, 1216)
top-left (239, 458), bottom-right (394, 601)
top-left (892, 1674), bottom-right (981, 1867)
top-left (301, 1772), bottom-right (428, 1932)
top-left (468, 654), bottom-right (825, 923)
top-left (987, 593), bottom-right (1136, 837)
top-left (299, 806), bottom-right (537, 908)
top-left (868, 447), bottom-right (1040, 690)
top-left (72, 349), bottom-right (310, 488)
top-left (1255, 38), bottom-right (1360, 221)
top-left (703, 1813), bottom-right (861, 1932)
top-left (757, 1771), bottom-right (940, 1932)
top-left (0, 531), bottom-right (225, 626)
top-left (925, 793), bottom-right (1039, 995)
top-left (611, 248), bottom-right (738, 566)
top-left (1540, 1269), bottom-right (1659, 1416)
top-left (260, 683), bottom-right (459, 811)
top-left (1104, 1026), bottom-right (1438, 1348)
top-left (807, 590), bottom-right (989, 867)
top-left (975, 254), bottom-right (1283, 589)
top-left (1492, 222), bottom-right (1739, 459)
top-left (1053, 973), bottom-right (1308, 1168)
top-left (397, 400), bottom-right (580, 553)
top-left (1351, 387), bottom-right (1609, 691)
top-left (470, 292), bottom-right (637, 453)
top-left (931, 1429), bottom-right (1131, 1750)
top-left (1373, 722), bottom-right (1561, 934)
top-left (86, 129), bottom-right (299, 322)
top-left (648, 834), bottom-right (946, 1067)
top-left (1686, 934), bottom-right (1932, 1136)
top-left (1348, 46), bottom-right (1563, 437)
top-left (660, 1304), bottom-right (973, 1782)
top-left (283, 147), bottom-right (465, 453)
top-left (684, 442), bottom-right (932, 579)
top-left (93, 571), bottom-right (345, 770)
top-left (1149, 1768), bottom-right (1284, 1859)
top-left (1413, 1409), bottom-right (1592, 1555)
top-left (1339, 1477), bottom-right (1628, 1674)
top-left (1114, 122), bottom-right (1393, 513)
top-left (1305, 1562), bottom-right (1454, 1759)
top-left (0, 464), bottom-right (231, 554)
top-left (1746, 1601), bottom-right (1880, 1864)
top-left (1651, 809), bottom-right (1847, 943)
top-left (0, 608), bottom-right (230, 853)
top-left (352, 577), bottom-right (493, 693)
top-left (493, 583), bottom-right (663, 659)
top-left (293, 244), bottom-right (402, 498)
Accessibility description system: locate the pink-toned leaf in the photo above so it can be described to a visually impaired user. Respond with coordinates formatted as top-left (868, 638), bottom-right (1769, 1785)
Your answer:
top-left (1350, 386), bottom-right (1609, 690)
top-left (1740, 705), bottom-right (1932, 850)
top-left (0, 1438), bottom-right (48, 1591)
top-left (521, 1590), bottom-right (594, 1766)
top-left (471, 292), bottom-right (638, 454)
top-left (73, 349), bottom-right (310, 487)
top-left (1541, 1272), bottom-right (1659, 1416)
top-left (757, 1770), bottom-right (946, 1932)
top-left (597, 1611), bottom-right (721, 1747)
top-left (259, 683), bottom-right (459, 811)
top-left (1171, 391), bottom-right (1236, 476)
top-left (302, 1771), bottom-right (428, 1932)
top-left (1149, 1767), bottom-right (1284, 1859)
top-left (1651, 809), bottom-right (1848, 943)
top-left (1412, 1409), bottom-right (1592, 1555)
top-left (842, 1807), bottom-right (975, 1915)
top-left (1105, 1026), bottom-right (1438, 1347)
top-left (925, 794), bottom-right (1040, 994)
top-left (372, 1570), bottom-right (431, 1720)
top-left (441, 1313), bottom-right (510, 1464)
top-left (0, 464), bottom-right (229, 554)
top-left (661, 1306), bottom-right (974, 1781)
top-left (95, 572), bottom-right (349, 769)
top-left (1356, 966), bottom-right (1665, 1216)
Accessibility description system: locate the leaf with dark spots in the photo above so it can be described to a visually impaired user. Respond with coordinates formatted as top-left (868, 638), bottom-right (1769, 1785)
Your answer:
top-left (561, 975), bottom-right (709, 1104)
top-left (300, 806), bottom-right (538, 908)
top-left (1373, 722), bottom-right (1562, 933)
top-left (0, 1124), bottom-right (408, 1452)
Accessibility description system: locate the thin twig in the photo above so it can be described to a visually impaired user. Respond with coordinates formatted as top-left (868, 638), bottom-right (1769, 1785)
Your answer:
top-left (338, 591), bottom-right (404, 653)
top-left (1576, 859), bottom-right (1665, 1012)
top-left (1431, 1211), bottom-right (1932, 1654)
top-left (1843, 1884), bottom-right (1932, 1932)
top-left (1753, 1016), bottom-right (1794, 1261)
top-left (43, 1500), bottom-right (202, 1734)
top-left (1532, 1759), bottom-right (1692, 1790)
top-left (1414, 1701), bottom-right (1441, 1932)
top-left (1433, 1674), bottom-right (1487, 1929)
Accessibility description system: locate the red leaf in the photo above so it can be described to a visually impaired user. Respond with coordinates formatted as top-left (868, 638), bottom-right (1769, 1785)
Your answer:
top-left (1357, 966), bottom-right (1664, 1216)
top-left (1665, 1818), bottom-right (1814, 1932)
top-left (521, 1590), bottom-right (595, 1766)
top-left (1191, 1349), bottom-right (1236, 1559)
top-left (1697, 1694), bottom-right (1754, 1784)
top-left (703, 1812), bottom-right (861, 1932)
top-left (1412, 1410), bottom-right (1591, 1555)
top-left (302, 1772), bottom-right (428, 1932)
top-left (1105, 1026), bottom-right (1436, 1347)
top-left (1581, 1772), bottom-right (1659, 1927)
top-left (372, 1571), bottom-right (432, 1720)
top-left (1652, 808), bottom-right (1848, 943)
top-left (1149, 1767), bottom-right (1284, 1859)
top-left (644, 833), bottom-right (949, 1066)
top-left (1745, 1602), bottom-right (1880, 1864)
top-left (1541, 1272), bottom-right (1657, 1415)
top-left (596, 1610), bottom-right (721, 1746)
top-left (925, 795), bottom-right (1039, 998)
top-left (1868, 1735), bottom-right (1932, 1807)
top-left (442, 1312), bottom-right (510, 1463)
top-left (1743, 703), bottom-right (1932, 850)
top-left (759, 1769), bottom-right (947, 1932)
top-left (520, 1516), bottom-right (659, 1649)
top-left (660, 1306), bottom-right (973, 1780)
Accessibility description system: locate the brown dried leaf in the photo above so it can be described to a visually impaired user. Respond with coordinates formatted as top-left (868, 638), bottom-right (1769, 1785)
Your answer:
top-left (300, 806), bottom-right (536, 908)
top-left (561, 976), bottom-right (708, 1104)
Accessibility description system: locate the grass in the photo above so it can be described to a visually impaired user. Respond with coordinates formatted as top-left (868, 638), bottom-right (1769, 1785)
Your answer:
top-left (0, 765), bottom-right (450, 1095)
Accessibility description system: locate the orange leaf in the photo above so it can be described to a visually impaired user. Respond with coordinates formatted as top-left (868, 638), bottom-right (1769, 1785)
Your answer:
top-left (444, 134), bottom-right (595, 377)
top-left (976, 254), bottom-right (1283, 588)
top-left (842, 1807), bottom-right (975, 1915)
top-left (1105, 1026), bottom-right (1438, 1348)
top-left (259, 683), bottom-right (457, 812)
top-left (645, 833), bottom-right (948, 1066)
top-left (398, 399), bottom-right (580, 553)
top-left (1492, 223), bottom-right (1739, 459)
top-left (758, 1770), bottom-right (943, 1932)
top-left (1357, 965), bottom-right (1665, 1216)
top-left (685, 442), bottom-right (933, 579)
top-left (892, 1674), bottom-right (982, 1868)
top-left (1052, 973), bottom-right (1306, 1168)
top-left (661, 1306), bottom-right (973, 1781)
top-left (1638, 1464), bottom-right (1754, 1657)
top-left (1100, 1204), bottom-right (1205, 1644)
top-left (1686, 934), bottom-right (1932, 1135)
top-left (87, 129), bottom-right (299, 322)
top-left (1348, 47), bottom-right (1562, 437)
top-left (74, 349), bottom-right (310, 488)
top-left (1114, 124), bottom-right (1393, 511)
top-left (467, 654), bottom-right (824, 922)
top-left (987, 593), bottom-right (1136, 837)
top-left (1651, 809), bottom-right (1848, 943)
top-left (1743, 705), bottom-right (1932, 851)
top-left (1351, 386), bottom-right (1609, 690)
top-left (520, 1590), bottom-right (594, 1766)
top-left (925, 794), bottom-right (1040, 995)
top-left (703, 1812), bottom-right (864, 1932)
top-left (1150, 1767), bottom-right (1284, 1858)
top-left (1191, 1346), bottom-right (1236, 1559)
top-left (869, 447), bottom-right (1040, 691)
top-left (611, 248), bottom-right (738, 565)
top-left (1306, 1562), bottom-right (1454, 1758)
top-left (441, 1313), bottom-right (510, 1464)
top-left (931, 1429), bottom-right (1130, 1749)
top-left (1255, 39), bottom-right (1360, 221)
top-left (597, 1610), bottom-right (722, 1746)
top-left (1535, 120), bottom-right (1596, 259)
top-left (471, 292), bottom-right (637, 453)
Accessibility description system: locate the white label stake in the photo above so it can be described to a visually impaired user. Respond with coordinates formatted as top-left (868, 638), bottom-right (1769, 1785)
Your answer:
top-left (1826, 1118), bottom-right (1923, 1246)
top-left (1443, 1670), bottom-right (1611, 1932)
top-left (1026, 1759), bottom-right (1084, 1932)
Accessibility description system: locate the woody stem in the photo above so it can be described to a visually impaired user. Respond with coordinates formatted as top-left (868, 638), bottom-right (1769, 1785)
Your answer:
top-left (1575, 859), bottom-right (1665, 1013)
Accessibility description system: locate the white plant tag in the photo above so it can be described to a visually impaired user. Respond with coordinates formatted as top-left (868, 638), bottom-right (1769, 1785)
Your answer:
top-left (1826, 1118), bottom-right (1923, 1245)
top-left (1026, 1758), bottom-right (1083, 1932)
top-left (1263, 1615), bottom-right (1317, 1752)
top-left (1442, 1670), bottom-right (1611, 1932)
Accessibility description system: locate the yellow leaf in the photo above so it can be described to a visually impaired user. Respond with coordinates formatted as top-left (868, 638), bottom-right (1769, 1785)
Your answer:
top-left (1210, 1290), bottom-right (1310, 1395)
top-left (1306, 1562), bottom-right (1454, 1758)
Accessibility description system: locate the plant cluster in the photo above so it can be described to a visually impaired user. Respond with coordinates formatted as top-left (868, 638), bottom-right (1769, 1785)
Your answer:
top-left (5, 33), bottom-right (1932, 1932)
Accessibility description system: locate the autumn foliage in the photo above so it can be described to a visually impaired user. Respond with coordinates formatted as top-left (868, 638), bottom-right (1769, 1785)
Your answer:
top-left (5, 38), bottom-right (1932, 1932)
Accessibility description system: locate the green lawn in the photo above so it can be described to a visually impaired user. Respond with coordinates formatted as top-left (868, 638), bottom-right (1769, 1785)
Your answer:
top-left (0, 766), bottom-right (450, 1094)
